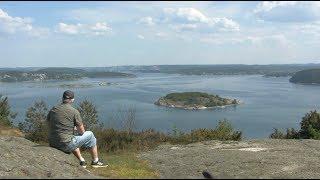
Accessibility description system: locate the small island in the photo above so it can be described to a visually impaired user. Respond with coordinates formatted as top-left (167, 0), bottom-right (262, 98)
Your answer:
top-left (289, 69), bottom-right (320, 84)
top-left (155, 92), bottom-right (239, 110)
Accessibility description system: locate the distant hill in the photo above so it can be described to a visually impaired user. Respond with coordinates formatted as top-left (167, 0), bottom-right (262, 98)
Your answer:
top-left (289, 69), bottom-right (320, 84)
top-left (85, 71), bottom-right (136, 78)
top-left (0, 67), bottom-right (136, 82)
top-left (130, 64), bottom-right (320, 76)
top-left (35, 67), bottom-right (87, 74)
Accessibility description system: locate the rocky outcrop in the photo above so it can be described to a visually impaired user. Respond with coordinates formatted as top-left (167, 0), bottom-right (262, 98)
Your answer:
top-left (138, 139), bottom-right (320, 179)
top-left (0, 136), bottom-right (101, 179)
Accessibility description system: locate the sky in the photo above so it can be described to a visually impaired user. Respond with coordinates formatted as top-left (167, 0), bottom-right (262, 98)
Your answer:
top-left (1, 1), bottom-right (320, 67)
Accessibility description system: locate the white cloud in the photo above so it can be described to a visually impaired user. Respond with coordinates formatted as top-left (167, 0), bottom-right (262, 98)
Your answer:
top-left (200, 33), bottom-right (292, 47)
top-left (91, 22), bottom-right (111, 31)
top-left (171, 23), bottom-right (197, 32)
top-left (163, 7), bottom-right (209, 23)
top-left (57, 23), bottom-right (81, 35)
top-left (137, 34), bottom-right (145, 39)
top-left (154, 32), bottom-right (169, 40)
top-left (28, 27), bottom-right (51, 38)
top-left (0, 8), bottom-right (49, 37)
top-left (246, 34), bottom-right (291, 47)
top-left (200, 36), bottom-right (243, 45)
top-left (294, 22), bottom-right (320, 38)
top-left (162, 7), bottom-right (239, 33)
top-left (138, 16), bottom-right (155, 26)
top-left (0, 8), bottom-right (32, 34)
top-left (155, 32), bottom-right (168, 37)
top-left (254, 1), bottom-right (298, 13)
top-left (56, 22), bottom-right (112, 36)
top-left (209, 17), bottom-right (240, 32)
top-left (254, 1), bottom-right (320, 22)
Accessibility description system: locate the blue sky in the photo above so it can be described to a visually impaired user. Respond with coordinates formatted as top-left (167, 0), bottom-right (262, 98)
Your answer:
top-left (1, 1), bottom-right (320, 67)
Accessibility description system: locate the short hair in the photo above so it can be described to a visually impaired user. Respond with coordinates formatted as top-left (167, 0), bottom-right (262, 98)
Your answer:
top-left (63, 90), bottom-right (74, 100)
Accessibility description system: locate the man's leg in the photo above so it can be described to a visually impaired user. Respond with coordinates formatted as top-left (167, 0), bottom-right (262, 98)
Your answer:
top-left (72, 131), bottom-right (107, 165)
top-left (89, 144), bottom-right (108, 167)
top-left (89, 145), bottom-right (98, 162)
top-left (71, 147), bottom-right (86, 168)
top-left (78, 131), bottom-right (98, 162)
top-left (77, 131), bottom-right (108, 167)
top-left (72, 148), bottom-right (85, 162)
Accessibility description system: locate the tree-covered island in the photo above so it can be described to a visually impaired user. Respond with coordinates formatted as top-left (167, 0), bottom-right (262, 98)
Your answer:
top-left (155, 92), bottom-right (240, 110)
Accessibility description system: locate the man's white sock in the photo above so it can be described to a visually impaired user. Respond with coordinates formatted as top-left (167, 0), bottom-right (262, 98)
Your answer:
top-left (79, 157), bottom-right (85, 162)
top-left (93, 158), bottom-right (99, 163)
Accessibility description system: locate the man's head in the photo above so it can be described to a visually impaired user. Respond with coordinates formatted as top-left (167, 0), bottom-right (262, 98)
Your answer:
top-left (62, 90), bottom-right (75, 104)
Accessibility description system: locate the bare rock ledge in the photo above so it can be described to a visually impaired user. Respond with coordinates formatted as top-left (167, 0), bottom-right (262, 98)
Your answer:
top-left (0, 136), bottom-right (101, 179)
top-left (138, 139), bottom-right (320, 179)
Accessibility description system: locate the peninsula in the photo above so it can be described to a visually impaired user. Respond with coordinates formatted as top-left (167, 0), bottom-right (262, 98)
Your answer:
top-left (0, 67), bottom-right (136, 82)
top-left (289, 69), bottom-right (320, 84)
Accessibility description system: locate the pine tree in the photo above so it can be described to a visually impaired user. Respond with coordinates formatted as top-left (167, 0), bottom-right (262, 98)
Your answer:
top-left (0, 95), bottom-right (17, 127)
top-left (19, 100), bottom-right (48, 142)
top-left (299, 110), bottom-right (320, 139)
top-left (77, 99), bottom-right (99, 130)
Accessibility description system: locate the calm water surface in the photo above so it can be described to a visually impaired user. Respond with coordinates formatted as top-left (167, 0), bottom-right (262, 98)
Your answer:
top-left (1, 73), bottom-right (320, 139)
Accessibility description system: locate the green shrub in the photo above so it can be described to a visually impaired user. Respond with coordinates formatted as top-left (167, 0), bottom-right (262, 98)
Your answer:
top-left (18, 100), bottom-right (48, 142)
top-left (270, 110), bottom-right (320, 139)
top-left (270, 128), bottom-right (285, 139)
top-left (0, 95), bottom-right (17, 127)
top-left (270, 128), bottom-right (300, 139)
top-left (77, 99), bottom-right (99, 131)
top-left (285, 128), bottom-right (300, 139)
top-left (94, 128), bottom-right (168, 152)
top-left (94, 119), bottom-right (242, 153)
top-left (299, 110), bottom-right (320, 139)
top-left (168, 119), bottom-right (242, 144)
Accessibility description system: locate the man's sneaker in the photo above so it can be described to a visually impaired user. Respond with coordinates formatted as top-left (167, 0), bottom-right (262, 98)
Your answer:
top-left (91, 159), bottom-right (108, 168)
top-left (80, 161), bottom-right (87, 168)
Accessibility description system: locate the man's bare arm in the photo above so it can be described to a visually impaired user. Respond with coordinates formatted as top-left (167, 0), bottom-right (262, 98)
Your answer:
top-left (76, 123), bottom-right (85, 135)
top-left (74, 111), bottom-right (85, 135)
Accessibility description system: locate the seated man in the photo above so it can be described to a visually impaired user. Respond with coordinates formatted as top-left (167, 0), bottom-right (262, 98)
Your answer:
top-left (46, 90), bottom-right (107, 168)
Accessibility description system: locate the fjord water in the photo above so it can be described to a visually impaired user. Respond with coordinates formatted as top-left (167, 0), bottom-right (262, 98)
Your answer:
top-left (1, 73), bottom-right (320, 139)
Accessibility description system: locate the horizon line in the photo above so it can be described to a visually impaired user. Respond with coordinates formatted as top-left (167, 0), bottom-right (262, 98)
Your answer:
top-left (1, 62), bottom-right (320, 69)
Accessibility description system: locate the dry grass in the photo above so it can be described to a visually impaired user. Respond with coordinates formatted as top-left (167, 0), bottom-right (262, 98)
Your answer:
top-left (83, 151), bottom-right (159, 179)
top-left (0, 126), bottom-right (24, 137)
